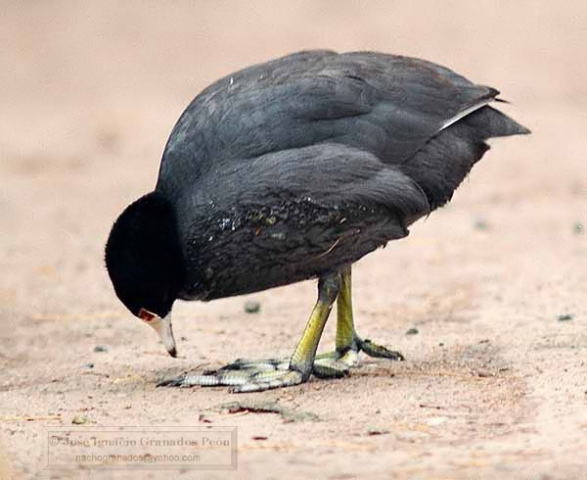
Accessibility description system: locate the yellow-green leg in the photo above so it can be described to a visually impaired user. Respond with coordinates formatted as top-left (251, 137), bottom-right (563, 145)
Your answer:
top-left (158, 266), bottom-right (403, 392)
top-left (313, 266), bottom-right (404, 378)
top-left (159, 273), bottom-right (341, 392)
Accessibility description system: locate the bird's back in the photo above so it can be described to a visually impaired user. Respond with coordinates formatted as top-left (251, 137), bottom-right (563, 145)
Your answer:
top-left (158, 50), bottom-right (527, 208)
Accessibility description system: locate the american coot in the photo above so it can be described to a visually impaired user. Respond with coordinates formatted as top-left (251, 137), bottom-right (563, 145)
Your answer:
top-left (105, 50), bottom-right (529, 392)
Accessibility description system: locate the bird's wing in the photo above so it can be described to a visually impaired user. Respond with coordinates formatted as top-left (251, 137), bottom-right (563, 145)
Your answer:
top-left (177, 142), bottom-right (430, 223)
top-left (157, 50), bottom-right (497, 196)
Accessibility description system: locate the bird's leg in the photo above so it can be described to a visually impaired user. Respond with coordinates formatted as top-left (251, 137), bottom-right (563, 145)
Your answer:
top-left (159, 273), bottom-right (341, 392)
top-left (313, 266), bottom-right (404, 378)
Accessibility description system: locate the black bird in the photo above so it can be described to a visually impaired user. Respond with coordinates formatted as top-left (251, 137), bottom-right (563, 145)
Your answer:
top-left (105, 50), bottom-right (529, 392)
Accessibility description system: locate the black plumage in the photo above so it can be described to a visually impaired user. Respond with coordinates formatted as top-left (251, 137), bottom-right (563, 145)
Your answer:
top-left (105, 51), bottom-right (528, 388)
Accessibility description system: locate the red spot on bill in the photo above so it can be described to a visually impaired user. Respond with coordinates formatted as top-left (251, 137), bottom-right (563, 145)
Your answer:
top-left (138, 308), bottom-right (156, 322)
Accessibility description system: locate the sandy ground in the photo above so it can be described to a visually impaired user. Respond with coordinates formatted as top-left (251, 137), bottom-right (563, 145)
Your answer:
top-left (1, 1), bottom-right (586, 479)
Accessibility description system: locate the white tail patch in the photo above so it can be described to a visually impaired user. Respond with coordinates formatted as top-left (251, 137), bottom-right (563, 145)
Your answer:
top-left (439, 99), bottom-right (493, 132)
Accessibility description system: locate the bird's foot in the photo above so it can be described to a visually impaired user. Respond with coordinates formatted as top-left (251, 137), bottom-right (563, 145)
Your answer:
top-left (313, 337), bottom-right (404, 378)
top-left (158, 357), bottom-right (305, 393)
top-left (313, 349), bottom-right (359, 378)
top-left (158, 339), bottom-right (403, 390)
top-left (359, 338), bottom-right (405, 361)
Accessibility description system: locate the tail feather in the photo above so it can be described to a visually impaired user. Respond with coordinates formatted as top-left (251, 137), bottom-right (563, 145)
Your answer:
top-left (401, 106), bottom-right (529, 210)
top-left (463, 106), bottom-right (531, 138)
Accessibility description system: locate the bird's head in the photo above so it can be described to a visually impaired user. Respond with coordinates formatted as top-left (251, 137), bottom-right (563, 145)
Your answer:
top-left (105, 192), bottom-right (185, 357)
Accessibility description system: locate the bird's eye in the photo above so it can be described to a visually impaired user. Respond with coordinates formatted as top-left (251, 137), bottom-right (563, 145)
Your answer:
top-left (138, 308), bottom-right (156, 322)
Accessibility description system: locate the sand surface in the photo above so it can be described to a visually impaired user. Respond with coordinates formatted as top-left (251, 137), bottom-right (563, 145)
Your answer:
top-left (1, 1), bottom-right (585, 479)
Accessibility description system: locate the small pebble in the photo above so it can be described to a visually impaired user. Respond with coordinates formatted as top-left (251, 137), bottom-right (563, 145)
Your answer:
top-left (198, 414), bottom-right (213, 423)
top-left (244, 300), bottom-right (261, 314)
top-left (474, 219), bottom-right (489, 231)
top-left (93, 345), bottom-right (108, 353)
top-left (573, 222), bottom-right (583, 235)
top-left (82, 363), bottom-right (94, 369)
top-left (71, 415), bottom-right (88, 425)
top-left (557, 314), bottom-right (574, 322)
top-left (367, 427), bottom-right (390, 436)
top-left (406, 328), bottom-right (419, 335)
top-left (252, 436), bottom-right (268, 441)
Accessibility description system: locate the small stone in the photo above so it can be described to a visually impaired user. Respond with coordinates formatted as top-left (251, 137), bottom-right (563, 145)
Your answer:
top-left (474, 219), bottom-right (489, 231)
top-left (72, 415), bottom-right (88, 425)
top-left (198, 414), bottom-right (212, 423)
top-left (367, 427), bottom-right (390, 436)
top-left (406, 328), bottom-right (419, 335)
top-left (573, 222), bottom-right (584, 235)
top-left (93, 345), bottom-right (108, 353)
top-left (82, 363), bottom-right (94, 369)
top-left (557, 314), bottom-right (574, 322)
top-left (244, 301), bottom-right (261, 314)
top-left (252, 436), bottom-right (268, 441)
